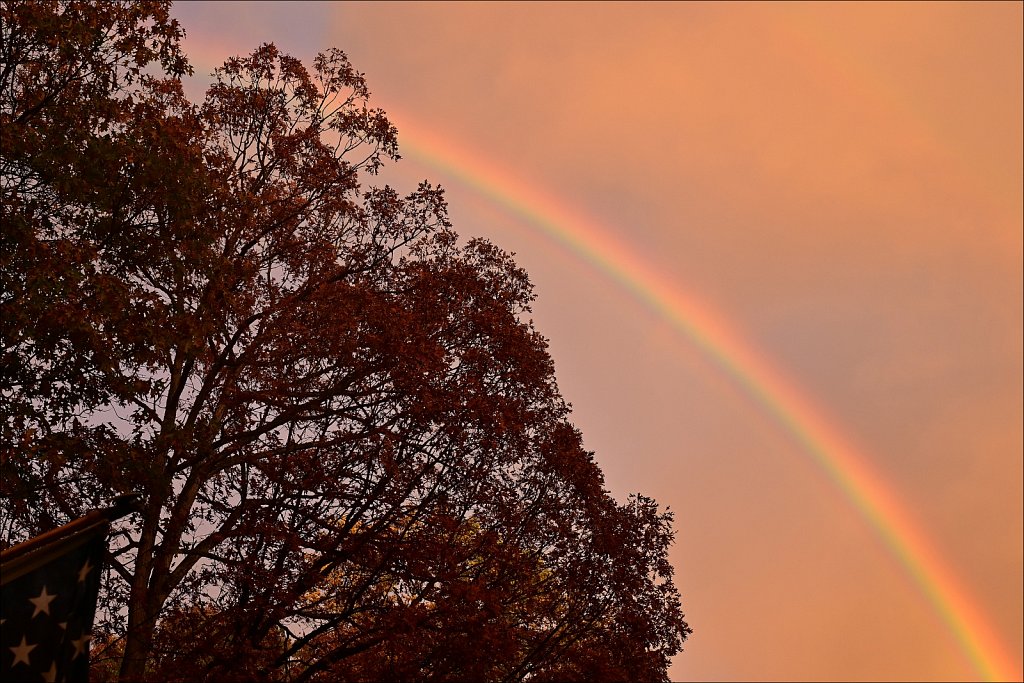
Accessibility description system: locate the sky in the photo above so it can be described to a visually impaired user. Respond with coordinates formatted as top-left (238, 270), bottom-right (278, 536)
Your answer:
top-left (170, 2), bottom-right (1023, 681)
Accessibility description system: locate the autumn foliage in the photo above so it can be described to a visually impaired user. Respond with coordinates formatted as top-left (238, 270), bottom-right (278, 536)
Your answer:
top-left (0, 2), bottom-right (691, 680)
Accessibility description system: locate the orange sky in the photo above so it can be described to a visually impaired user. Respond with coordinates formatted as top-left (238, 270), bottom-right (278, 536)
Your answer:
top-left (172, 2), bottom-right (1022, 680)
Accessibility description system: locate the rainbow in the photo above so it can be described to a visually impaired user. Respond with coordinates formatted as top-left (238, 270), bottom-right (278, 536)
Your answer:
top-left (178, 25), bottom-right (1020, 680)
top-left (389, 114), bottom-right (1022, 682)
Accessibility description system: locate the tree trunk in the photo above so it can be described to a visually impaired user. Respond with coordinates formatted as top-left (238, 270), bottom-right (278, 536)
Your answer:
top-left (118, 498), bottom-right (161, 682)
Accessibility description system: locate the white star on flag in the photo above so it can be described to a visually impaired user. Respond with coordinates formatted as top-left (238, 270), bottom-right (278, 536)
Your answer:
top-left (71, 632), bottom-right (91, 659)
top-left (77, 559), bottom-right (94, 584)
top-left (29, 586), bottom-right (57, 618)
top-left (9, 636), bottom-right (36, 667)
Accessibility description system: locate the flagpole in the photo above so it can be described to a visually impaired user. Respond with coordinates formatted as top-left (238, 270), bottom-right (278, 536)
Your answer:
top-left (1, 494), bottom-right (142, 585)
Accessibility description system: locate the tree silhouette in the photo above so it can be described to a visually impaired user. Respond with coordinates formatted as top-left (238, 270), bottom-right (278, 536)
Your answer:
top-left (0, 2), bottom-right (691, 681)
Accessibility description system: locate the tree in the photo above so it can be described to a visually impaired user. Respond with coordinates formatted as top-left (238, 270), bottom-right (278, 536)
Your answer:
top-left (0, 2), bottom-right (691, 681)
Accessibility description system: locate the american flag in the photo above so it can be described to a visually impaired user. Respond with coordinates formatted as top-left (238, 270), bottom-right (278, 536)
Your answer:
top-left (1, 510), bottom-right (112, 683)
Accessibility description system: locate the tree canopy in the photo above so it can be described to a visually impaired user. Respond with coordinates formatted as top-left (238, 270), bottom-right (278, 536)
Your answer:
top-left (0, 2), bottom-right (691, 681)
